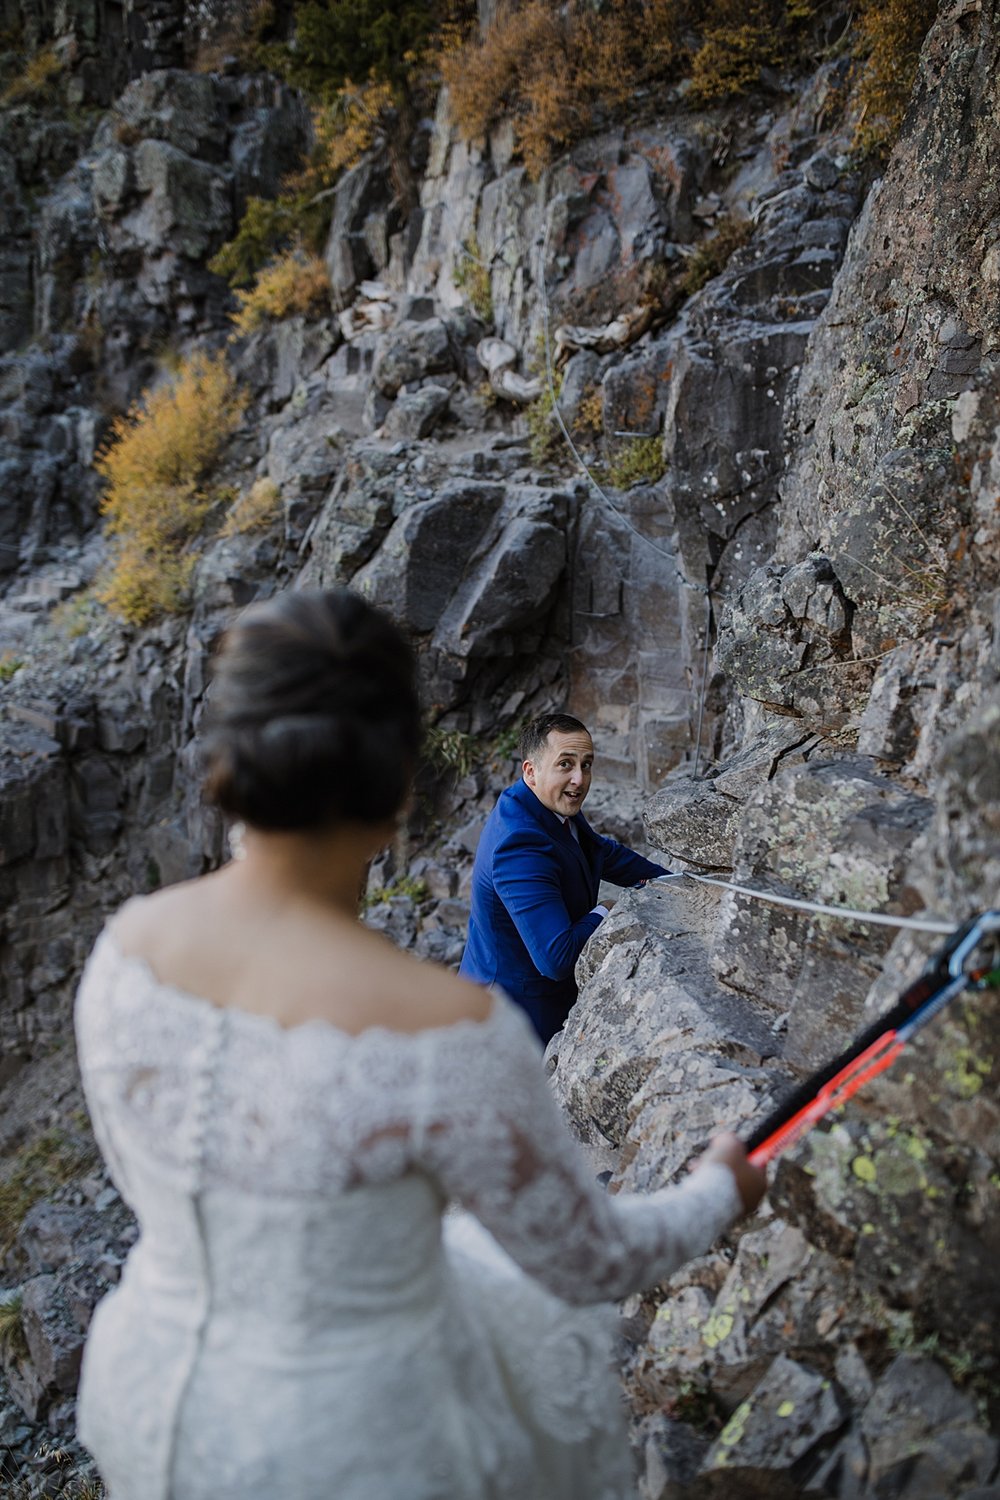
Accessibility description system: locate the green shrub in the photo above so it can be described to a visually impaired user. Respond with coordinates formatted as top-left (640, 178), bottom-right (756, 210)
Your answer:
top-left (287, 0), bottom-right (448, 99)
top-left (363, 874), bottom-right (430, 908)
top-left (454, 236), bottom-right (493, 322)
top-left (490, 723), bottom-right (522, 765)
top-left (607, 435), bottom-right (666, 488)
top-left (425, 725), bottom-right (476, 777)
top-left (526, 372), bottom-right (565, 466)
top-left (208, 196), bottom-right (300, 289)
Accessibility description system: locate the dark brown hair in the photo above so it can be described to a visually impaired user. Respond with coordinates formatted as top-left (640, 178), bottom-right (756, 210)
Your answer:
top-left (518, 712), bottom-right (590, 764)
top-left (202, 589), bottom-right (422, 831)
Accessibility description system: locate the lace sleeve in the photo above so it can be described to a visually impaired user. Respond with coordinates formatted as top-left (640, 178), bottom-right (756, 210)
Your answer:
top-left (415, 999), bottom-right (742, 1306)
top-left (74, 939), bottom-right (141, 1213)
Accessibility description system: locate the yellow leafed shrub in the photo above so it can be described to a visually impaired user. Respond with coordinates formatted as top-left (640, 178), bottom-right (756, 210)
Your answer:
top-left (2, 45), bottom-right (62, 103)
top-left (209, 78), bottom-right (394, 289)
top-left (443, 0), bottom-right (850, 164)
top-left (98, 544), bottom-right (198, 624)
top-left (853, 0), bottom-right (938, 157)
top-left (96, 351), bottom-right (247, 623)
top-left (442, 0), bottom-right (683, 178)
top-left (688, 0), bottom-right (812, 102)
top-left (230, 249), bottom-right (331, 334)
top-left (221, 478), bottom-right (282, 537)
top-left (290, 80), bottom-right (396, 197)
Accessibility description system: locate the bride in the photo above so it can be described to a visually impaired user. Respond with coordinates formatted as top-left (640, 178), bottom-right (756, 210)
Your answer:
top-left (74, 587), bottom-right (765, 1500)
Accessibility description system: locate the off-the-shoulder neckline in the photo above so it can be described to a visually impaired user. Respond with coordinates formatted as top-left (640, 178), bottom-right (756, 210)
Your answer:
top-left (92, 929), bottom-right (508, 1045)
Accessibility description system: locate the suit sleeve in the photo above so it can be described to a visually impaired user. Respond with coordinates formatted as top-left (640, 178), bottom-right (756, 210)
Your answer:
top-left (492, 829), bottom-right (603, 981)
top-left (594, 835), bottom-right (668, 888)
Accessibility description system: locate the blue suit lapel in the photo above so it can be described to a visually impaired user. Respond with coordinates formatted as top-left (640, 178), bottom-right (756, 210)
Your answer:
top-left (509, 780), bottom-right (598, 902)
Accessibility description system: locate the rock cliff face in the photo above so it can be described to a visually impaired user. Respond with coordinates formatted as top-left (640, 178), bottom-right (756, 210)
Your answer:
top-left (547, 2), bottom-right (1000, 1493)
top-left (0, 0), bottom-right (999, 1494)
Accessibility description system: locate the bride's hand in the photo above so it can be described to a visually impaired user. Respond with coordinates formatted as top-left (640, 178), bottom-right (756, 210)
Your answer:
top-left (695, 1131), bottom-right (767, 1215)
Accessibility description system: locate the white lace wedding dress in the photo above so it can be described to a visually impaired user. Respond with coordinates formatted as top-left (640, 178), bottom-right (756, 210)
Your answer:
top-left (74, 931), bottom-right (741, 1500)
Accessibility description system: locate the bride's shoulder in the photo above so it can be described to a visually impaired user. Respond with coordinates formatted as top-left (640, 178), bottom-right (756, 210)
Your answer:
top-left (369, 935), bottom-right (493, 1033)
top-left (107, 880), bottom-right (204, 950)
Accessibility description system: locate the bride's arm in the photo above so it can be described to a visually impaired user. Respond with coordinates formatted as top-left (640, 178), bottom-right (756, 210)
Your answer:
top-left (412, 1001), bottom-right (761, 1306)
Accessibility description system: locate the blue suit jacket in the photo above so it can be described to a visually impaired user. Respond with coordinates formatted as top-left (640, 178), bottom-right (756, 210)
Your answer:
top-left (459, 778), bottom-right (667, 1042)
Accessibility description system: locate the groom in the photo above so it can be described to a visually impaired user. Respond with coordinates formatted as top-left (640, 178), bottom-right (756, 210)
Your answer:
top-left (459, 713), bottom-right (668, 1044)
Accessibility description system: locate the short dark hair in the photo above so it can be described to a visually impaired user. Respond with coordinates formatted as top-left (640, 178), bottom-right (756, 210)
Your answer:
top-left (202, 588), bottom-right (422, 832)
top-left (518, 712), bottom-right (590, 765)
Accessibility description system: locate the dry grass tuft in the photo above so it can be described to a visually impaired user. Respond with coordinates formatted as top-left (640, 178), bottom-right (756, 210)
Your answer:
top-left (679, 214), bottom-right (754, 296)
top-left (0, 1129), bottom-right (98, 1256)
top-left (0, 1291), bottom-right (26, 1361)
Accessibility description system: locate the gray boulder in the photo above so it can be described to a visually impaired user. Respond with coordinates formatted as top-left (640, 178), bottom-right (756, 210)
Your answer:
top-left (710, 756), bottom-right (932, 1068)
top-left (371, 318), bottom-right (455, 398)
top-left (431, 485), bottom-right (572, 660)
top-left (700, 1353), bottom-right (845, 1477)
top-left (230, 319), bottom-right (338, 409)
top-left (380, 384), bottom-right (452, 440)
top-left (353, 481), bottom-right (502, 632)
top-left (111, 70), bottom-right (228, 162)
top-left (642, 776), bottom-right (744, 869)
top-left (861, 1356), bottom-right (999, 1497)
top-left (127, 139), bottom-right (232, 262)
top-left (323, 154), bottom-right (396, 309)
top-left (19, 1275), bottom-right (86, 1409)
top-left (715, 554), bottom-right (858, 725)
top-left (266, 403), bottom-right (346, 498)
top-left (549, 880), bottom-right (782, 1190)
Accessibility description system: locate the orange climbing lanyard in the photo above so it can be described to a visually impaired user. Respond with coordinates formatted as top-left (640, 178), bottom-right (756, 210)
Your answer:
top-left (744, 910), bottom-right (1000, 1168)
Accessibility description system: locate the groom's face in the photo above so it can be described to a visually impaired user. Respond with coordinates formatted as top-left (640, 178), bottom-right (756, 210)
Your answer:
top-left (523, 729), bottom-right (594, 818)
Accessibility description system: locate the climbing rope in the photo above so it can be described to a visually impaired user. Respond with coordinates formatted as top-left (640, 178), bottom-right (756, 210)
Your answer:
top-left (656, 871), bottom-right (957, 935)
top-left (742, 909), bottom-right (1000, 1165)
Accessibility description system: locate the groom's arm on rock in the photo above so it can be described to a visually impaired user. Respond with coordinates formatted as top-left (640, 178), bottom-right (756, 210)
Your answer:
top-left (593, 834), bottom-right (669, 888)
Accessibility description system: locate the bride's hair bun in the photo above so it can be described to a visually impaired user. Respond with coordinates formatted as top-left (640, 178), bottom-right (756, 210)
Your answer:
top-left (202, 589), bottom-right (422, 831)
